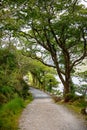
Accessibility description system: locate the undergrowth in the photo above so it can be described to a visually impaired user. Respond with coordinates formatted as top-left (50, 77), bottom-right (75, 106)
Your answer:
top-left (53, 95), bottom-right (87, 118)
top-left (0, 95), bottom-right (33, 130)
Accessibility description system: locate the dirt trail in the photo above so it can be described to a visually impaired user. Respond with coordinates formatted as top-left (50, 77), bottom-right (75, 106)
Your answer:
top-left (19, 87), bottom-right (87, 130)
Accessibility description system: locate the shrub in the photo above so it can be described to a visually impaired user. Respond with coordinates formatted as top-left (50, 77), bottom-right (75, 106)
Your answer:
top-left (21, 80), bottom-right (30, 99)
top-left (0, 97), bottom-right (24, 130)
top-left (0, 93), bottom-right (7, 105)
top-left (0, 86), bottom-right (14, 101)
top-left (64, 93), bottom-right (83, 102)
top-left (64, 93), bottom-right (75, 102)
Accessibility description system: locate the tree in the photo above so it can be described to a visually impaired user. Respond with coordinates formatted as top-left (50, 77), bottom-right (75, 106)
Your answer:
top-left (24, 58), bottom-right (58, 91)
top-left (14, 0), bottom-right (87, 101)
top-left (1, 0), bottom-right (87, 101)
top-left (41, 73), bottom-right (58, 92)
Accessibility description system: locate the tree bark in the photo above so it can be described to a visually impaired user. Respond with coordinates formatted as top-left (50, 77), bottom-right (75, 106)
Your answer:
top-left (53, 49), bottom-right (73, 102)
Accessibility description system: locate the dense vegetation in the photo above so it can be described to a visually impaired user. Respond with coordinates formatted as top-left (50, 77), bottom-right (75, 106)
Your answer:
top-left (0, 0), bottom-right (87, 128)
top-left (0, 46), bottom-right (32, 129)
top-left (27, 59), bottom-right (58, 92)
top-left (1, 0), bottom-right (87, 101)
top-left (0, 47), bottom-right (29, 104)
top-left (0, 45), bottom-right (57, 129)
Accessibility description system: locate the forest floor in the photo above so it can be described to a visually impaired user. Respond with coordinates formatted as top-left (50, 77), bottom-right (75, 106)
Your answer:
top-left (19, 87), bottom-right (87, 130)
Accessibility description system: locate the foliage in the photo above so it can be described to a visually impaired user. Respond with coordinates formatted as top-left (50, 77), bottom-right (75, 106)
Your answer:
top-left (0, 97), bottom-right (24, 130)
top-left (20, 79), bottom-right (30, 99)
top-left (0, 95), bottom-right (33, 130)
top-left (0, 1), bottom-right (61, 128)
top-left (0, 47), bottom-right (32, 104)
top-left (0, 86), bottom-right (14, 102)
top-left (7, 0), bottom-right (86, 101)
top-left (41, 73), bottom-right (58, 92)
top-left (52, 89), bottom-right (62, 97)
top-left (28, 59), bottom-right (58, 91)
top-left (64, 93), bottom-right (78, 102)
top-left (74, 70), bottom-right (87, 98)
top-left (64, 97), bottom-right (87, 117)
top-left (1, 0), bottom-right (87, 101)
top-left (0, 43), bottom-right (57, 105)
top-left (0, 48), bottom-right (18, 104)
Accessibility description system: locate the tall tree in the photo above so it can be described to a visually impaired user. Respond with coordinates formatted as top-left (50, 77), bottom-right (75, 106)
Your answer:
top-left (1, 0), bottom-right (87, 101)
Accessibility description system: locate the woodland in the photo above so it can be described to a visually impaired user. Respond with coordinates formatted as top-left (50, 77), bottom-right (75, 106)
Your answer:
top-left (0, 0), bottom-right (87, 129)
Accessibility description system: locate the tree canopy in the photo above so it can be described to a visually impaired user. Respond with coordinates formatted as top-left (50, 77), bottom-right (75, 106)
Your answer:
top-left (0, 0), bottom-right (87, 101)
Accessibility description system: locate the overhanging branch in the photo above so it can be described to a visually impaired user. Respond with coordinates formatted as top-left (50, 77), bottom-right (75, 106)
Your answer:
top-left (70, 28), bottom-right (87, 70)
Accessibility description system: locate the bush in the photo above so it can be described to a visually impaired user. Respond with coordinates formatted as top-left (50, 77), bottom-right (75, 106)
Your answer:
top-left (0, 86), bottom-right (14, 101)
top-left (21, 80), bottom-right (30, 99)
top-left (64, 93), bottom-right (83, 102)
top-left (0, 93), bottom-right (7, 105)
top-left (0, 97), bottom-right (24, 130)
top-left (64, 93), bottom-right (75, 102)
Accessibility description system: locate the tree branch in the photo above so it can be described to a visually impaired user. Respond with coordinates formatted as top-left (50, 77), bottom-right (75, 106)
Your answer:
top-left (70, 28), bottom-right (87, 70)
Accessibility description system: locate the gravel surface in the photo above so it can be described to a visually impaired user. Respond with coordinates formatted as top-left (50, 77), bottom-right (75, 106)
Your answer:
top-left (19, 87), bottom-right (87, 130)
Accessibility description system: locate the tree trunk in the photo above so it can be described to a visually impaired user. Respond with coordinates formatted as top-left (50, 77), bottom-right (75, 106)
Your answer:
top-left (51, 47), bottom-right (74, 102)
top-left (62, 76), bottom-right (75, 102)
top-left (56, 63), bottom-right (73, 102)
top-left (63, 81), bottom-right (71, 102)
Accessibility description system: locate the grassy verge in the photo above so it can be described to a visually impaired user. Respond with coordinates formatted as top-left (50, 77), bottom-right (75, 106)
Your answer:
top-left (0, 95), bottom-right (33, 130)
top-left (64, 100), bottom-right (86, 113)
top-left (53, 96), bottom-right (87, 119)
top-left (63, 99), bottom-right (87, 120)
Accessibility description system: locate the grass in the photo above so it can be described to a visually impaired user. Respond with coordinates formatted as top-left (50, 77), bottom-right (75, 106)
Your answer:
top-left (53, 95), bottom-right (87, 119)
top-left (63, 101), bottom-right (83, 114)
top-left (0, 95), bottom-right (33, 130)
top-left (61, 99), bottom-right (87, 121)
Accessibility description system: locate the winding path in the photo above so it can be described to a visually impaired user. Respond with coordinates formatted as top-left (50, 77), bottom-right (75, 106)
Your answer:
top-left (19, 87), bottom-right (87, 130)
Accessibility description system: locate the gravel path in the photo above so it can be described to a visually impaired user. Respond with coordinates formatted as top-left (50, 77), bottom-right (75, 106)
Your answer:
top-left (19, 87), bottom-right (87, 130)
